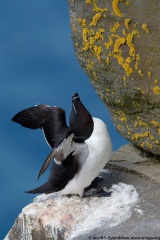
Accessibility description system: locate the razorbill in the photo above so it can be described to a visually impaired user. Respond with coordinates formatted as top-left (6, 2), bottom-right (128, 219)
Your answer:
top-left (12, 93), bottom-right (112, 197)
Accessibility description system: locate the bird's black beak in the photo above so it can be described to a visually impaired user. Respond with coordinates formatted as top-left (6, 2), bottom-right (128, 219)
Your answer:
top-left (72, 93), bottom-right (80, 114)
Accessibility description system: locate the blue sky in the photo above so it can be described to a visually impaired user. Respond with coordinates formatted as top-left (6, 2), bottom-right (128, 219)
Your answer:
top-left (0, 1), bottom-right (128, 238)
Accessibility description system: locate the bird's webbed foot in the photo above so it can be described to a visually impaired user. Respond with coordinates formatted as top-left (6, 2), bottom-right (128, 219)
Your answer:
top-left (83, 189), bottom-right (112, 198)
top-left (92, 176), bottom-right (103, 183)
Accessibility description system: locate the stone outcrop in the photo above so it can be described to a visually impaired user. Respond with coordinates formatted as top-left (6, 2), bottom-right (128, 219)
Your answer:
top-left (5, 145), bottom-right (160, 239)
top-left (4, 177), bottom-right (140, 239)
top-left (5, 162), bottom-right (160, 239)
top-left (68, 0), bottom-right (160, 155)
top-left (110, 143), bottom-right (160, 184)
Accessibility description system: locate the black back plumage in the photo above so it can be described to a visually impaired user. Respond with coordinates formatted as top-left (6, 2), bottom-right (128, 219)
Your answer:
top-left (25, 152), bottom-right (80, 194)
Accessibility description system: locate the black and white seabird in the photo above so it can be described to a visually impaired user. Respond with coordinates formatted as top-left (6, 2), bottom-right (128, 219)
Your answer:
top-left (12, 93), bottom-right (112, 197)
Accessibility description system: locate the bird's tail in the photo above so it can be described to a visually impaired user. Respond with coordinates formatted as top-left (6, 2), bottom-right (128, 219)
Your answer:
top-left (25, 181), bottom-right (55, 194)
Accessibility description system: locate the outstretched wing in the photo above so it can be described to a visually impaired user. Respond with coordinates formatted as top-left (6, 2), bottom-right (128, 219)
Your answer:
top-left (12, 104), bottom-right (71, 149)
top-left (38, 133), bottom-right (75, 179)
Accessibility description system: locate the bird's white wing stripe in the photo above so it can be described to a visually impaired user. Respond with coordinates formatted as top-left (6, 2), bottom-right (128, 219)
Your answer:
top-left (38, 133), bottom-right (75, 179)
top-left (42, 128), bottom-right (52, 149)
top-left (54, 133), bottom-right (75, 161)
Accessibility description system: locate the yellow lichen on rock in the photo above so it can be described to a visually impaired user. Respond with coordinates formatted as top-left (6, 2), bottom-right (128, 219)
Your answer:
top-left (140, 142), bottom-right (145, 148)
top-left (138, 69), bottom-right (143, 76)
top-left (93, 71), bottom-right (98, 80)
top-left (132, 132), bottom-right (149, 141)
top-left (126, 123), bottom-right (131, 135)
top-left (124, 18), bottom-right (131, 30)
top-left (134, 55), bottom-right (139, 70)
top-left (86, 59), bottom-right (94, 70)
top-left (72, 24), bottom-right (77, 32)
top-left (105, 32), bottom-right (136, 77)
top-left (125, 56), bottom-right (132, 64)
top-left (95, 28), bottom-right (105, 40)
top-left (112, 0), bottom-right (124, 17)
top-left (149, 134), bottom-right (155, 141)
top-left (81, 27), bottom-right (90, 51)
top-left (123, 61), bottom-right (133, 76)
top-left (117, 110), bottom-right (127, 122)
top-left (125, 1), bottom-right (130, 5)
top-left (93, 45), bottom-right (103, 61)
top-left (123, 76), bottom-right (127, 86)
top-left (89, 29), bottom-right (104, 45)
top-left (137, 88), bottom-right (145, 94)
top-left (132, 101), bottom-right (140, 107)
top-left (113, 37), bottom-right (126, 52)
top-left (90, 13), bottom-right (102, 26)
top-left (92, 0), bottom-right (108, 13)
top-left (145, 141), bottom-right (153, 150)
top-left (79, 18), bottom-right (87, 28)
top-left (153, 85), bottom-right (160, 95)
top-left (122, 29), bottom-right (127, 36)
top-left (113, 51), bottom-right (133, 77)
top-left (79, 0), bottom-right (148, 80)
top-left (150, 120), bottom-right (159, 128)
top-left (117, 56), bottom-right (124, 65)
top-left (81, 0), bottom-right (154, 82)
top-left (134, 118), bottom-right (149, 134)
top-left (104, 36), bottom-right (113, 49)
top-left (106, 56), bottom-right (110, 65)
top-left (110, 22), bottom-right (120, 33)
top-left (154, 79), bottom-right (158, 84)
top-left (131, 116), bottom-right (160, 149)
top-left (142, 23), bottom-right (150, 33)
top-left (134, 54), bottom-right (143, 76)
top-left (86, 0), bottom-right (92, 4)
top-left (135, 117), bottom-right (149, 129)
top-left (81, 0), bottom-right (155, 85)
top-left (118, 125), bottom-right (122, 131)
top-left (127, 30), bottom-right (139, 57)
top-left (79, 15), bottom-right (106, 62)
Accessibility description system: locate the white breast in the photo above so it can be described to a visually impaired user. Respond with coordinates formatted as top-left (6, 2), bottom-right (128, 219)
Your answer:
top-left (60, 117), bottom-right (112, 196)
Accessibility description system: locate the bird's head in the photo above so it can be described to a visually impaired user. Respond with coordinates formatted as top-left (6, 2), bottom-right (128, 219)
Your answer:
top-left (69, 92), bottom-right (93, 141)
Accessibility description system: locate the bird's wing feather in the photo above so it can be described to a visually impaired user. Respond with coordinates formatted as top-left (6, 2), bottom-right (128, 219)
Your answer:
top-left (38, 149), bottom-right (57, 179)
top-left (12, 104), bottom-right (50, 129)
top-left (38, 133), bottom-right (75, 179)
top-left (12, 104), bottom-right (71, 148)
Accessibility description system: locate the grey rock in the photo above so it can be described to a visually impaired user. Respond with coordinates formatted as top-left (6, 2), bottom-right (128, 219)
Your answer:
top-left (110, 143), bottom-right (160, 184)
top-left (4, 175), bottom-right (141, 240)
top-left (5, 150), bottom-right (160, 239)
top-left (68, 0), bottom-right (160, 155)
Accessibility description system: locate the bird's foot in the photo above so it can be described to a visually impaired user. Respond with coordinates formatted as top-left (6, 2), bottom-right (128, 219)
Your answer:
top-left (88, 176), bottom-right (103, 188)
top-left (92, 176), bottom-right (103, 183)
top-left (83, 189), bottom-right (112, 198)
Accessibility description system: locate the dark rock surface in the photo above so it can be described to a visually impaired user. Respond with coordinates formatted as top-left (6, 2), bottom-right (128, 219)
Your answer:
top-left (68, 0), bottom-right (160, 155)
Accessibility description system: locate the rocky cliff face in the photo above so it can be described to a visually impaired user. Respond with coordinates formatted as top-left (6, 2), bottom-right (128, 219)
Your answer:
top-left (68, 0), bottom-right (160, 155)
